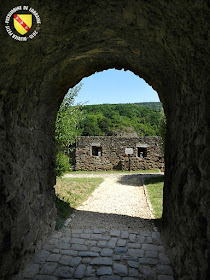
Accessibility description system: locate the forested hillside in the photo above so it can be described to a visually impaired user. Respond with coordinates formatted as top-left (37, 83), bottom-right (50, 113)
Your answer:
top-left (78, 102), bottom-right (162, 136)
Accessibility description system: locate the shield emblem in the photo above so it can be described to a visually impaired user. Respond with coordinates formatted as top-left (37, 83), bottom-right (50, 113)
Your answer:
top-left (13, 14), bottom-right (32, 35)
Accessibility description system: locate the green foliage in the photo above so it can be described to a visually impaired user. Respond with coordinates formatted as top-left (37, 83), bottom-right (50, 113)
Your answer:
top-left (55, 84), bottom-right (83, 175)
top-left (159, 108), bottom-right (167, 153)
top-left (78, 102), bottom-right (162, 136)
top-left (56, 152), bottom-right (70, 176)
top-left (55, 83), bottom-right (83, 152)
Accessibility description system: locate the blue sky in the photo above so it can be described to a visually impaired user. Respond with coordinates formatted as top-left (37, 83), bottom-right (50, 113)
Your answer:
top-left (73, 69), bottom-right (160, 105)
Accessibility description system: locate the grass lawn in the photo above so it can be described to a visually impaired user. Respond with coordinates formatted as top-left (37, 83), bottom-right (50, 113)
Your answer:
top-left (66, 169), bottom-right (160, 174)
top-left (144, 176), bottom-right (164, 219)
top-left (54, 177), bottom-right (104, 229)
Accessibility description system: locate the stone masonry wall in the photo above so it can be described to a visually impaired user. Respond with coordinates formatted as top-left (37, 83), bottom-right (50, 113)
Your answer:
top-left (0, 0), bottom-right (209, 279)
top-left (75, 136), bottom-right (164, 171)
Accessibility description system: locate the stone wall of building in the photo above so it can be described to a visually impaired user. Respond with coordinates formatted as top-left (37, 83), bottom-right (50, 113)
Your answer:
top-left (75, 136), bottom-right (164, 171)
top-left (0, 0), bottom-right (209, 279)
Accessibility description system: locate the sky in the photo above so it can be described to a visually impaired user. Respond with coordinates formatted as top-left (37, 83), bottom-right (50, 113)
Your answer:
top-left (73, 69), bottom-right (160, 105)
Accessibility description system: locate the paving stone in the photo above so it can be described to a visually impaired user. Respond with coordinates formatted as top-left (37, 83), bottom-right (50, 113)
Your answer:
top-left (127, 261), bottom-right (139, 268)
top-left (83, 278), bottom-right (99, 280)
top-left (144, 275), bottom-right (156, 280)
top-left (91, 257), bottom-right (112, 266)
top-left (60, 236), bottom-right (71, 243)
top-left (159, 253), bottom-right (171, 265)
top-left (121, 231), bottom-right (129, 239)
top-left (42, 244), bottom-right (53, 251)
top-left (129, 268), bottom-right (139, 277)
top-left (40, 262), bottom-right (57, 274)
top-left (110, 230), bottom-right (120, 237)
top-left (33, 250), bottom-right (50, 264)
top-left (79, 251), bottom-right (99, 257)
top-left (94, 228), bottom-right (106, 234)
top-left (52, 249), bottom-right (60, 254)
top-left (156, 264), bottom-right (173, 275)
top-left (121, 255), bottom-right (138, 261)
top-left (100, 276), bottom-right (120, 280)
top-left (23, 263), bottom-right (39, 278)
top-left (101, 235), bottom-right (110, 241)
top-left (57, 243), bottom-right (71, 250)
top-left (91, 246), bottom-right (101, 253)
top-left (117, 239), bottom-right (126, 247)
top-left (113, 263), bottom-right (128, 276)
top-left (139, 231), bottom-right (151, 237)
top-left (59, 255), bottom-right (73, 265)
top-left (128, 248), bottom-right (144, 257)
top-left (158, 275), bottom-right (174, 280)
top-left (129, 234), bottom-right (136, 242)
top-left (51, 232), bottom-right (62, 239)
top-left (70, 257), bottom-right (82, 267)
top-left (72, 233), bottom-right (81, 238)
top-left (146, 237), bottom-right (153, 243)
top-left (136, 235), bottom-right (146, 243)
top-left (127, 243), bottom-right (141, 248)
top-left (71, 238), bottom-right (85, 244)
top-left (46, 253), bottom-right (61, 262)
top-left (35, 275), bottom-right (57, 280)
top-left (72, 244), bottom-right (88, 251)
top-left (48, 238), bottom-right (58, 245)
top-left (97, 240), bottom-right (107, 247)
top-left (107, 238), bottom-right (117, 248)
top-left (62, 228), bottom-right (71, 234)
top-left (141, 265), bottom-right (156, 279)
top-left (82, 257), bottom-right (92, 264)
top-left (122, 278), bottom-right (138, 280)
top-left (85, 265), bottom-right (95, 277)
top-left (81, 233), bottom-right (91, 239)
top-left (100, 248), bottom-right (113, 257)
top-left (91, 234), bottom-right (102, 240)
top-left (85, 240), bottom-right (97, 246)
top-left (145, 250), bottom-right (158, 258)
top-left (72, 229), bottom-right (83, 234)
top-left (142, 244), bottom-right (159, 251)
top-left (97, 266), bottom-right (112, 276)
top-left (152, 232), bottom-right (160, 240)
top-left (54, 266), bottom-right (74, 278)
top-left (60, 249), bottom-right (77, 256)
top-left (112, 254), bottom-right (121, 261)
top-left (139, 257), bottom-right (159, 265)
top-left (84, 278), bottom-right (99, 280)
top-left (84, 229), bottom-right (93, 234)
top-left (115, 247), bottom-right (128, 254)
top-left (74, 264), bottom-right (86, 278)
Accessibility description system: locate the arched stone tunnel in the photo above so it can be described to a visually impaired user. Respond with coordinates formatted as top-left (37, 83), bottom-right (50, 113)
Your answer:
top-left (0, 1), bottom-right (209, 279)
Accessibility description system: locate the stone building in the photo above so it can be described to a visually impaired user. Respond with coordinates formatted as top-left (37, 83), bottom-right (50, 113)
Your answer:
top-left (0, 1), bottom-right (209, 279)
top-left (75, 136), bottom-right (164, 171)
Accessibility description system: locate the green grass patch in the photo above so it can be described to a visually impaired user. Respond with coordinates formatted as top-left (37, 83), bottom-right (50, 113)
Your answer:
top-left (144, 176), bottom-right (164, 219)
top-left (54, 177), bottom-right (104, 229)
top-left (67, 169), bottom-right (160, 174)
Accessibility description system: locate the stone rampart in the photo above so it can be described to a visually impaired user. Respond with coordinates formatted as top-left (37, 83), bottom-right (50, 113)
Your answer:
top-left (76, 136), bottom-right (164, 171)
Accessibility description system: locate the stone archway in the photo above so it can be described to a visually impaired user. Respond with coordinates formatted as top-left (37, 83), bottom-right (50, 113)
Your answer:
top-left (0, 1), bottom-right (209, 279)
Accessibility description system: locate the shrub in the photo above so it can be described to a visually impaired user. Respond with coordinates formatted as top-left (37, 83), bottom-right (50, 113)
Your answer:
top-left (56, 152), bottom-right (70, 176)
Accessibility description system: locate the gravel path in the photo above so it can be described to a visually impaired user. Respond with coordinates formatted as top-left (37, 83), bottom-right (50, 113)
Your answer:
top-left (66, 173), bottom-right (160, 232)
top-left (17, 173), bottom-right (175, 280)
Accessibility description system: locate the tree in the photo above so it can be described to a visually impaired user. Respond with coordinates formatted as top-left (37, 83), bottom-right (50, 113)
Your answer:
top-left (55, 83), bottom-right (83, 175)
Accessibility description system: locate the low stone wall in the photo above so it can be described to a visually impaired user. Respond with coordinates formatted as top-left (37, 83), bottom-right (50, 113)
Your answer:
top-left (75, 136), bottom-right (164, 171)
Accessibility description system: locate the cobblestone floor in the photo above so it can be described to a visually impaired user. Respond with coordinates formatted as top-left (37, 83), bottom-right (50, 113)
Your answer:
top-left (17, 227), bottom-right (174, 280)
top-left (15, 174), bottom-right (174, 280)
